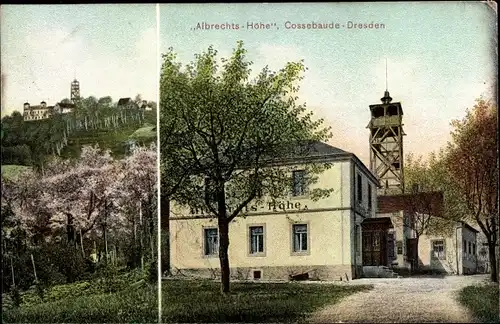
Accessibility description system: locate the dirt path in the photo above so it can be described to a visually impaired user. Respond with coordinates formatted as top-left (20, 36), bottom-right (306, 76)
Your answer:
top-left (308, 274), bottom-right (489, 323)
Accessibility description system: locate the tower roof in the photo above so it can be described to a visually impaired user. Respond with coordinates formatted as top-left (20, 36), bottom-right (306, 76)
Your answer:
top-left (381, 90), bottom-right (392, 104)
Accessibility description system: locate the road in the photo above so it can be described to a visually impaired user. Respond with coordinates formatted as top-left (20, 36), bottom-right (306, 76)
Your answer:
top-left (308, 274), bottom-right (490, 323)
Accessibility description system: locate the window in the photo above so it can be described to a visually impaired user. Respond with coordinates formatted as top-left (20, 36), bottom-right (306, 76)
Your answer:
top-left (292, 224), bottom-right (308, 253)
top-left (463, 240), bottom-right (467, 254)
top-left (249, 226), bottom-right (264, 254)
top-left (468, 241), bottom-right (472, 254)
top-left (368, 183), bottom-right (372, 210)
top-left (354, 225), bottom-right (360, 255)
top-left (432, 240), bottom-right (445, 260)
top-left (472, 243), bottom-right (476, 255)
top-left (396, 241), bottom-right (403, 255)
top-left (292, 170), bottom-right (306, 196)
top-left (357, 174), bottom-right (362, 203)
top-left (387, 233), bottom-right (395, 258)
top-left (253, 270), bottom-right (262, 280)
top-left (204, 228), bottom-right (218, 256)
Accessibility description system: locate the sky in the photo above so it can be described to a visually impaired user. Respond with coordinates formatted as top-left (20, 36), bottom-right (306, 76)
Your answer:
top-left (160, 2), bottom-right (497, 166)
top-left (1, 4), bottom-right (157, 116)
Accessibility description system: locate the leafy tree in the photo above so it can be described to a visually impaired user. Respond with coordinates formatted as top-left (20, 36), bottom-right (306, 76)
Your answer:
top-left (134, 94), bottom-right (143, 106)
top-left (446, 98), bottom-right (498, 282)
top-left (160, 41), bottom-right (333, 293)
top-left (403, 152), bottom-right (470, 270)
top-left (98, 96), bottom-right (113, 108)
top-left (147, 101), bottom-right (157, 110)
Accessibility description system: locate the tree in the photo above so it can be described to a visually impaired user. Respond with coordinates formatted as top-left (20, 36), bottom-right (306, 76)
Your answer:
top-left (98, 96), bottom-right (113, 109)
top-left (147, 101), bottom-right (157, 110)
top-left (160, 41), bottom-right (333, 293)
top-left (134, 94), bottom-right (143, 105)
top-left (116, 144), bottom-right (158, 268)
top-left (446, 98), bottom-right (498, 282)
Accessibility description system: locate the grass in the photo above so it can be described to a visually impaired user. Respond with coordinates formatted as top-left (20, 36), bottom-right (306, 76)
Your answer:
top-left (2, 269), bottom-right (158, 323)
top-left (2, 276), bottom-right (372, 323)
top-left (458, 283), bottom-right (500, 323)
top-left (161, 279), bottom-right (373, 323)
top-left (1, 164), bottom-right (31, 180)
top-left (2, 284), bottom-right (158, 323)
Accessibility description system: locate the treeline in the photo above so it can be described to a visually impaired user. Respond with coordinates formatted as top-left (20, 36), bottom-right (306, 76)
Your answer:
top-left (1, 145), bottom-right (158, 298)
top-left (1, 95), bottom-right (157, 170)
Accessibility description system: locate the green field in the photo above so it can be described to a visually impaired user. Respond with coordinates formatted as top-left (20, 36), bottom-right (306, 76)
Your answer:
top-left (2, 278), bottom-right (372, 323)
top-left (161, 279), bottom-right (373, 323)
top-left (1, 164), bottom-right (31, 180)
top-left (2, 270), bottom-right (158, 323)
top-left (459, 283), bottom-right (500, 323)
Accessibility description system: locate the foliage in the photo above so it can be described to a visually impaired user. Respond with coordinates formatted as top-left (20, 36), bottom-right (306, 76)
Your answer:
top-left (1, 96), bottom-right (157, 166)
top-left (0, 164), bottom-right (31, 181)
top-left (1, 144), bottom-right (157, 294)
top-left (404, 152), bottom-right (466, 237)
top-left (160, 41), bottom-right (333, 292)
top-left (2, 281), bottom-right (157, 323)
top-left (445, 98), bottom-right (498, 282)
top-left (458, 284), bottom-right (500, 323)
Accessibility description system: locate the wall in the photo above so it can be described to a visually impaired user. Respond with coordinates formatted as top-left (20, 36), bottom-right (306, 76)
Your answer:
top-left (418, 233), bottom-right (458, 274)
top-left (461, 226), bottom-right (477, 274)
top-left (169, 159), bottom-right (364, 280)
top-left (170, 209), bottom-right (354, 280)
top-left (353, 163), bottom-right (377, 218)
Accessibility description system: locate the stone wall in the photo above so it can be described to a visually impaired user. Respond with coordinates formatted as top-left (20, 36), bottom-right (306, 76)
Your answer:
top-left (170, 264), bottom-right (355, 281)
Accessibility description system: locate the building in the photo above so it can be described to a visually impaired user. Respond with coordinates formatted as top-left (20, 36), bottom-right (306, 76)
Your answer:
top-left (54, 102), bottom-right (76, 114)
top-left (366, 88), bottom-right (479, 277)
top-left (169, 141), bottom-right (380, 281)
top-left (117, 98), bottom-right (138, 109)
top-left (23, 101), bottom-right (54, 121)
top-left (377, 193), bottom-right (479, 275)
top-left (23, 79), bottom-right (79, 121)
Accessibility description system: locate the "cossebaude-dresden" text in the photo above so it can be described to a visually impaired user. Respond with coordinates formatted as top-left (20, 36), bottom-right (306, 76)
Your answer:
top-left (284, 21), bottom-right (386, 29)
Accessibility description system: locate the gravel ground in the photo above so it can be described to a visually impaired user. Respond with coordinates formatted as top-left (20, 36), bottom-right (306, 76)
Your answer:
top-left (308, 274), bottom-right (491, 323)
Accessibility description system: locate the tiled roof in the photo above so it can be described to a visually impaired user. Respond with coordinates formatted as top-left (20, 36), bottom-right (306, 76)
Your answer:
top-left (377, 191), bottom-right (444, 216)
top-left (117, 98), bottom-right (132, 106)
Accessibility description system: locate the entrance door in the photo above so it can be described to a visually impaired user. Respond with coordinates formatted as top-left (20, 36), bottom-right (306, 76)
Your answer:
top-left (362, 231), bottom-right (386, 266)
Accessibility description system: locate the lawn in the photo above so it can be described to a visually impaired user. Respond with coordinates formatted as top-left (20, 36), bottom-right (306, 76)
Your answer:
top-left (161, 279), bottom-right (373, 323)
top-left (458, 283), bottom-right (500, 323)
top-left (2, 271), bottom-right (158, 323)
top-left (1, 164), bottom-right (31, 180)
top-left (2, 278), bottom-right (372, 323)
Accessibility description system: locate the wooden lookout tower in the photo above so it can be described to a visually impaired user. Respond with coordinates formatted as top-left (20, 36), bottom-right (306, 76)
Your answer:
top-left (71, 79), bottom-right (81, 103)
top-left (367, 88), bottom-right (406, 195)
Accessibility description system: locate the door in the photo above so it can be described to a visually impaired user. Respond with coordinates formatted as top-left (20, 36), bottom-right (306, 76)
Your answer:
top-left (363, 231), bottom-right (385, 266)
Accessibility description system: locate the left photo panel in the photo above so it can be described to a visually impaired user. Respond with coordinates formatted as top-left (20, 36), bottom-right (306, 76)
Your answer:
top-left (1, 4), bottom-right (159, 323)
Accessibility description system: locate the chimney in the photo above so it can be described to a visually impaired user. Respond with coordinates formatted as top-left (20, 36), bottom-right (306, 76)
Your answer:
top-left (24, 102), bottom-right (30, 110)
top-left (41, 101), bottom-right (47, 108)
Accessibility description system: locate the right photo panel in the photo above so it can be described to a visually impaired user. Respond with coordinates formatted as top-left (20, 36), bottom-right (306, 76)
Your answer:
top-left (159, 2), bottom-right (498, 323)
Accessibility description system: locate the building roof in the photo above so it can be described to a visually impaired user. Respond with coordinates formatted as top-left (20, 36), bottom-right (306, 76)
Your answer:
top-left (257, 140), bottom-right (379, 186)
top-left (302, 140), bottom-right (348, 156)
top-left (117, 98), bottom-right (133, 106)
top-left (460, 221), bottom-right (479, 233)
top-left (288, 141), bottom-right (379, 186)
top-left (377, 191), bottom-right (444, 216)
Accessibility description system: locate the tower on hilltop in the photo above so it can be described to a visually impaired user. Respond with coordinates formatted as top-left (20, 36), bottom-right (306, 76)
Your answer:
top-left (367, 64), bottom-right (406, 195)
top-left (71, 79), bottom-right (81, 103)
